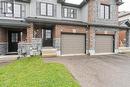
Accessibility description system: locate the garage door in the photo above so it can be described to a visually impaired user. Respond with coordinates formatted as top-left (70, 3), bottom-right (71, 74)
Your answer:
top-left (95, 35), bottom-right (114, 53)
top-left (61, 34), bottom-right (85, 55)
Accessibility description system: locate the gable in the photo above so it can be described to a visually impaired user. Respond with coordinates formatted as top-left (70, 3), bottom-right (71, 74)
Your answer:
top-left (119, 19), bottom-right (130, 27)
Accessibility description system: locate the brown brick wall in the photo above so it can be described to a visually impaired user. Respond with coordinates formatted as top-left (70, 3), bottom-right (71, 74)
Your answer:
top-left (88, 26), bottom-right (95, 49)
top-left (119, 30), bottom-right (126, 47)
top-left (22, 29), bottom-right (27, 41)
top-left (88, 0), bottom-right (94, 23)
top-left (26, 23), bottom-right (34, 43)
top-left (0, 28), bottom-right (7, 42)
top-left (54, 25), bottom-right (86, 38)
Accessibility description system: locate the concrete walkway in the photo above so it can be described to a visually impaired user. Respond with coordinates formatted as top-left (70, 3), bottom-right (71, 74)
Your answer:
top-left (45, 54), bottom-right (130, 87)
top-left (0, 55), bottom-right (18, 66)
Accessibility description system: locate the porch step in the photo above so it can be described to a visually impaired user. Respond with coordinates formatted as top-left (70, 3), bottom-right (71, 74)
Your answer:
top-left (119, 47), bottom-right (130, 53)
top-left (6, 52), bottom-right (18, 55)
top-left (42, 47), bottom-right (57, 58)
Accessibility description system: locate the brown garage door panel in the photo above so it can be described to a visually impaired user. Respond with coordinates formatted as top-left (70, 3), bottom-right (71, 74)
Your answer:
top-left (95, 35), bottom-right (114, 53)
top-left (61, 34), bottom-right (85, 55)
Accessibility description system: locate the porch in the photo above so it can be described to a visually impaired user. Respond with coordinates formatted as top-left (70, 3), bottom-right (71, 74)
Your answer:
top-left (18, 23), bottom-right (58, 57)
top-left (0, 19), bottom-right (28, 55)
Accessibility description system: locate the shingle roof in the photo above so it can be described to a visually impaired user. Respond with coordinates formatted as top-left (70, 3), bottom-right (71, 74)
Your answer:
top-left (119, 19), bottom-right (130, 27)
top-left (26, 17), bottom-right (87, 26)
top-left (119, 11), bottom-right (130, 18)
top-left (0, 19), bottom-right (29, 28)
top-left (57, 0), bottom-right (87, 8)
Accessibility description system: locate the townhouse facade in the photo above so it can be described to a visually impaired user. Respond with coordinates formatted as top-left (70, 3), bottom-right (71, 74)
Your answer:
top-left (0, 0), bottom-right (126, 56)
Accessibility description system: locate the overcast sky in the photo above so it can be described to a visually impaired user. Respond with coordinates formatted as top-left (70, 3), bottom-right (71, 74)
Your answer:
top-left (66, 0), bottom-right (130, 11)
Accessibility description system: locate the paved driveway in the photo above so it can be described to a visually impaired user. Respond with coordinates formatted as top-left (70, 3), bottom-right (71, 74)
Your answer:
top-left (45, 54), bottom-right (130, 87)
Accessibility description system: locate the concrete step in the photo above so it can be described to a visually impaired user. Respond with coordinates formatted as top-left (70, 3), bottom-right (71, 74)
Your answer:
top-left (119, 47), bottom-right (130, 53)
top-left (42, 47), bottom-right (57, 57)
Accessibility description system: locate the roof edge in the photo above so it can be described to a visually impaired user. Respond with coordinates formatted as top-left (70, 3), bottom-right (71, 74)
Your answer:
top-left (57, 0), bottom-right (87, 8)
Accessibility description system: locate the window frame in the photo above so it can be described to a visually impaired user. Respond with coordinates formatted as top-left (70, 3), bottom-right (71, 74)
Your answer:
top-left (14, 3), bottom-right (22, 18)
top-left (100, 4), bottom-right (110, 19)
top-left (63, 7), bottom-right (77, 19)
top-left (1, 1), bottom-right (24, 18)
top-left (1, 1), bottom-right (14, 17)
top-left (39, 2), bottom-right (54, 17)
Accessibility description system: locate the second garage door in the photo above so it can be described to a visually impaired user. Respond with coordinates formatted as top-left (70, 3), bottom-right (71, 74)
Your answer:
top-left (95, 35), bottom-right (114, 53)
top-left (61, 34), bottom-right (85, 55)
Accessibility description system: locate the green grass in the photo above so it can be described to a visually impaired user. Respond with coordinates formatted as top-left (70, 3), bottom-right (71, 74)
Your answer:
top-left (0, 56), bottom-right (80, 87)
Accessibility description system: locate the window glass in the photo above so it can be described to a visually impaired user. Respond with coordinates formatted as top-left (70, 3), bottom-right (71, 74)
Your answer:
top-left (6, 2), bottom-right (13, 13)
top-left (45, 30), bottom-right (51, 39)
top-left (70, 9), bottom-right (74, 18)
top-left (40, 3), bottom-right (54, 16)
top-left (64, 8), bottom-right (68, 17)
top-left (14, 4), bottom-right (21, 17)
top-left (11, 33), bottom-right (18, 42)
top-left (100, 4), bottom-right (110, 19)
top-left (100, 5), bottom-right (104, 19)
top-left (40, 3), bottom-right (46, 15)
top-left (1, 2), bottom-right (5, 13)
top-left (63, 7), bottom-right (77, 19)
top-left (105, 6), bottom-right (110, 19)
top-left (47, 4), bottom-right (53, 16)
top-left (1, 1), bottom-right (24, 18)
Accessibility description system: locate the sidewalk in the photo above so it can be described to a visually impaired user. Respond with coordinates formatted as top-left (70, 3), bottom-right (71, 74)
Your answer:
top-left (0, 55), bottom-right (18, 66)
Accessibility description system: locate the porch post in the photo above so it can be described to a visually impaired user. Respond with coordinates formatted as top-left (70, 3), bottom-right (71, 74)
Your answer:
top-left (114, 31), bottom-right (119, 53)
top-left (27, 23), bottom-right (34, 43)
top-left (88, 26), bottom-right (95, 55)
top-left (53, 25), bottom-right (61, 55)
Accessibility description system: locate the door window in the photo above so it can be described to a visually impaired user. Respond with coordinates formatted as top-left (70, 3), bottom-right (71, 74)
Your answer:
top-left (11, 33), bottom-right (18, 42)
top-left (45, 30), bottom-right (51, 39)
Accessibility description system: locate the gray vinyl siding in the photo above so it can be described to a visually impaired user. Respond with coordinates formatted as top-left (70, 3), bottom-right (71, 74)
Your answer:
top-left (29, 0), bottom-right (83, 21)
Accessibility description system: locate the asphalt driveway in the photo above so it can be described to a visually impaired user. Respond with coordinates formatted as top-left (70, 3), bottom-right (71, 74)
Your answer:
top-left (45, 54), bottom-right (130, 87)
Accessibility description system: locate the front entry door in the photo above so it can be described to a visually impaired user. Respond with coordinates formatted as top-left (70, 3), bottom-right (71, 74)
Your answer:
top-left (8, 31), bottom-right (21, 52)
top-left (43, 29), bottom-right (53, 47)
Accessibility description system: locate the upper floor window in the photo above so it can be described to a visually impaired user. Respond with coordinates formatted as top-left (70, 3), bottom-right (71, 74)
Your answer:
top-left (63, 7), bottom-right (77, 19)
top-left (40, 2), bottom-right (54, 17)
top-left (1, 1), bottom-right (13, 17)
top-left (1, 1), bottom-right (25, 18)
top-left (14, 4), bottom-right (22, 18)
top-left (100, 4), bottom-right (110, 19)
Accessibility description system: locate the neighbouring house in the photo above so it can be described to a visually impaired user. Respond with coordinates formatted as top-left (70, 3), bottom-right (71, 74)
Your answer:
top-left (0, 0), bottom-right (128, 56)
top-left (118, 11), bottom-right (130, 47)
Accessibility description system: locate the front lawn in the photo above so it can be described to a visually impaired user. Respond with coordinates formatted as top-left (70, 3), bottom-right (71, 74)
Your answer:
top-left (0, 56), bottom-right (80, 87)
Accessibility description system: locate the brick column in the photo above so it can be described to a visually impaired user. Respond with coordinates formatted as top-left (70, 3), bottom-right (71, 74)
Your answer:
top-left (115, 31), bottom-right (119, 53)
top-left (0, 28), bottom-right (7, 55)
top-left (53, 25), bottom-right (61, 55)
top-left (27, 23), bottom-right (34, 43)
top-left (88, 26), bottom-right (95, 55)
